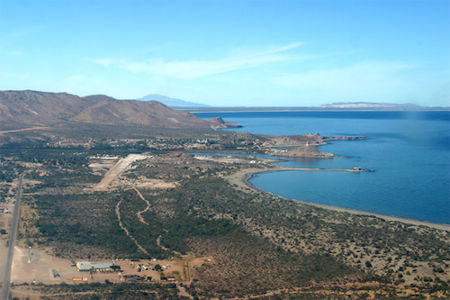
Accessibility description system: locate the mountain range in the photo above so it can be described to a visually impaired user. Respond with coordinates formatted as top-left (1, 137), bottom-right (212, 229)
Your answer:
top-left (1, 91), bottom-right (445, 131)
top-left (0, 90), bottom-right (224, 130)
top-left (139, 94), bottom-right (208, 107)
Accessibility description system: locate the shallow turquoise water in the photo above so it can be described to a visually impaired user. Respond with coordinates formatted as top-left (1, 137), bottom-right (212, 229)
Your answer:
top-left (196, 111), bottom-right (450, 224)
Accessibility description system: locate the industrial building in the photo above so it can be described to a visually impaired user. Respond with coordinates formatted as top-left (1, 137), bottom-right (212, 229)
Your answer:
top-left (76, 262), bottom-right (113, 272)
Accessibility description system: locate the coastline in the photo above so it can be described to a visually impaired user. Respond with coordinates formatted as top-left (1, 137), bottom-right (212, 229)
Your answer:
top-left (191, 108), bottom-right (450, 113)
top-left (227, 167), bottom-right (450, 232)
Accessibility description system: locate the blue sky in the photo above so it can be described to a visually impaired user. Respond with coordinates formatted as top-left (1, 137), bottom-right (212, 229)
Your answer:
top-left (0, 0), bottom-right (449, 106)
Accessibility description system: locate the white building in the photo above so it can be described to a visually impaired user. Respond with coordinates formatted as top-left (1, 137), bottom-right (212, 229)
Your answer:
top-left (76, 262), bottom-right (113, 272)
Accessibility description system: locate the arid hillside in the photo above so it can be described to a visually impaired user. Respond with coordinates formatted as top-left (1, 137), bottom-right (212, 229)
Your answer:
top-left (0, 90), bottom-right (225, 129)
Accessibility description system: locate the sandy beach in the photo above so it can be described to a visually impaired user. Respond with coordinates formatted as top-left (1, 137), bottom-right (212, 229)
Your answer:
top-left (226, 167), bottom-right (450, 232)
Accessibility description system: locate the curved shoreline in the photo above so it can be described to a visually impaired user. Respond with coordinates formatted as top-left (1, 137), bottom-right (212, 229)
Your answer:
top-left (228, 167), bottom-right (450, 232)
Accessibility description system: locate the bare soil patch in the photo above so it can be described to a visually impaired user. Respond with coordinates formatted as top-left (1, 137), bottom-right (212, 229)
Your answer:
top-left (94, 154), bottom-right (149, 191)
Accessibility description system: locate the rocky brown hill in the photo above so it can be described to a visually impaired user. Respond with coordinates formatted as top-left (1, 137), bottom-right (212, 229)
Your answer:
top-left (0, 90), bottom-right (226, 129)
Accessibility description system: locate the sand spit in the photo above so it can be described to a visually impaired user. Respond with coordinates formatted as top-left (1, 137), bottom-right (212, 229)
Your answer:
top-left (227, 167), bottom-right (450, 232)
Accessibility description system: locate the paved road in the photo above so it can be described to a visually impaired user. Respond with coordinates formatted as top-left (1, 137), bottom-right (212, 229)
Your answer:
top-left (1, 174), bottom-right (24, 300)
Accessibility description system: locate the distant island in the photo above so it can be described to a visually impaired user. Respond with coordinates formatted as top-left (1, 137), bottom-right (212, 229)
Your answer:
top-left (136, 96), bottom-right (450, 111)
top-left (320, 101), bottom-right (423, 109)
top-left (179, 102), bottom-right (449, 113)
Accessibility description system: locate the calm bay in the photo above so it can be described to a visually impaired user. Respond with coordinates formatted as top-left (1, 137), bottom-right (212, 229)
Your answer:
top-left (196, 111), bottom-right (450, 224)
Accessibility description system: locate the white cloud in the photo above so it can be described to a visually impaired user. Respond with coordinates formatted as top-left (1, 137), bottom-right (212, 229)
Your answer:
top-left (275, 61), bottom-right (416, 86)
top-left (270, 42), bottom-right (304, 54)
top-left (272, 61), bottom-right (421, 100)
top-left (92, 42), bottom-right (304, 79)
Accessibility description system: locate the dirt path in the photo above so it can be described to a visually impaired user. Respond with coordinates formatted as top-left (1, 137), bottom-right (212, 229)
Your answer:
top-left (131, 186), bottom-right (151, 225)
top-left (156, 235), bottom-right (171, 253)
top-left (156, 235), bottom-right (184, 258)
top-left (95, 154), bottom-right (148, 191)
top-left (115, 199), bottom-right (150, 256)
top-left (0, 126), bottom-right (48, 135)
top-left (122, 183), bottom-right (182, 257)
top-left (177, 283), bottom-right (194, 299)
top-left (11, 287), bottom-right (167, 299)
top-left (128, 184), bottom-right (174, 255)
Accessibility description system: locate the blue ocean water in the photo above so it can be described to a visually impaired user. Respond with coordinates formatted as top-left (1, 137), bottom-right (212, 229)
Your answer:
top-left (196, 111), bottom-right (450, 224)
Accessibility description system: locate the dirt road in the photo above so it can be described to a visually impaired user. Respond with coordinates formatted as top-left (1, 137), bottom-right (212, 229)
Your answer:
top-left (0, 126), bottom-right (48, 135)
top-left (1, 174), bottom-right (24, 300)
top-left (115, 199), bottom-right (150, 256)
top-left (132, 186), bottom-right (151, 225)
top-left (94, 154), bottom-right (148, 191)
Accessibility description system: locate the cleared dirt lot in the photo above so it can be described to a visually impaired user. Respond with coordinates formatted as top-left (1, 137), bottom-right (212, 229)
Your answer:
top-left (10, 245), bottom-right (211, 285)
top-left (11, 246), bottom-right (77, 284)
top-left (94, 154), bottom-right (149, 191)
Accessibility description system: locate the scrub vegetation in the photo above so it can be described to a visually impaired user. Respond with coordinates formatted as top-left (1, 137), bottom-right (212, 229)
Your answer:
top-left (0, 126), bottom-right (448, 299)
